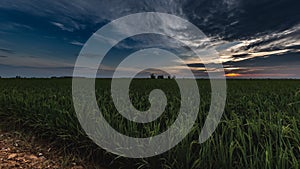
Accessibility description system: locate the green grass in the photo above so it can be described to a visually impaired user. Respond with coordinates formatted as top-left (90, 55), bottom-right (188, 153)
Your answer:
top-left (0, 78), bottom-right (299, 168)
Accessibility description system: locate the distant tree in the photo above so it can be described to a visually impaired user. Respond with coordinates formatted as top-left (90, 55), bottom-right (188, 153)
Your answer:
top-left (167, 75), bottom-right (171, 79)
top-left (62, 76), bottom-right (72, 78)
top-left (157, 75), bottom-right (164, 79)
top-left (150, 73), bottom-right (156, 79)
top-left (16, 76), bottom-right (21, 79)
top-left (172, 75), bottom-right (176, 79)
top-left (0, 76), bottom-right (1, 79)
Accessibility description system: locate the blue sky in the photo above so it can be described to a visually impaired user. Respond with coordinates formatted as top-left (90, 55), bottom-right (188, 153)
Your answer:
top-left (0, 0), bottom-right (299, 78)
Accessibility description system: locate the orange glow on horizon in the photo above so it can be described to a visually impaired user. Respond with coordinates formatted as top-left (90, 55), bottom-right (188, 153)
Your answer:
top-left (225, 73), bottom-right (241, 77)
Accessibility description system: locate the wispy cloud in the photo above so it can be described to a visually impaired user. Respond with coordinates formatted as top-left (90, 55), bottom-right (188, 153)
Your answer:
top-left (205, 24), bottom-right (300, 64)
top-left (50, 22), bottom-right (74, 32)
top-left (70, 41), bottom-right (84, 46)
top-left (0, 22), bottom-right (33, 32)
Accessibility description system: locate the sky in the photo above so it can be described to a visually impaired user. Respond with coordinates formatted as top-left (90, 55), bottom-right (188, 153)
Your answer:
top-left (0, 0), bottom-right (299, 78)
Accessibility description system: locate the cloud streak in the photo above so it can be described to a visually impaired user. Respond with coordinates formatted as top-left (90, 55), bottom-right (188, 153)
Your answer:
top-left (0, 48), bottom-right (14, 54)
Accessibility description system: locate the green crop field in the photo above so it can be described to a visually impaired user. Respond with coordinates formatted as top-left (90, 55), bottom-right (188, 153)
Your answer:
top-left (0, 78), bottom-right (299, 169)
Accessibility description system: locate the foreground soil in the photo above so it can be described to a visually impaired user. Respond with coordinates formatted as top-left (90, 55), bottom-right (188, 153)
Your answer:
top-left (0, 129), bottom-right (84, 169)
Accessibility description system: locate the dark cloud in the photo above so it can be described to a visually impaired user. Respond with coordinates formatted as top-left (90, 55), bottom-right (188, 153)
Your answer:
top-left (185, 51), bottom-right (300, 78)
top-left (231, 53), bottom-right (250, 58)
top-left (187, 63), bottom-right (205, 68)
top-left (0, 48), bottom-right (14, 54)
top-left (186, 0), bottom-right (300, 40)
top-left (225, 52), bottom-right (300, 67)
top-left (0, 63), bottom-right (74, 70)
top-left (187, 63), bottom-right (232, 68)
top-left (287, 45), bottom-right (300, 50)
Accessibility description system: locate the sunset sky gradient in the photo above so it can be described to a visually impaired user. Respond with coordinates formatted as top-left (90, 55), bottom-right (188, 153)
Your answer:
top-left (0, 0), bottom-right (299, 78)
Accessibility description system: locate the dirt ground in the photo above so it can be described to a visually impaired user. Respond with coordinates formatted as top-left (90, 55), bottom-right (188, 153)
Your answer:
top-left (0, 129), bottom-right (84, 169)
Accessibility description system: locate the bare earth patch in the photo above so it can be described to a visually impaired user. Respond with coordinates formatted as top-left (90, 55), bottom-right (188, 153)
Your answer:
top-left (0, 129), bottom-right (84, 169)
